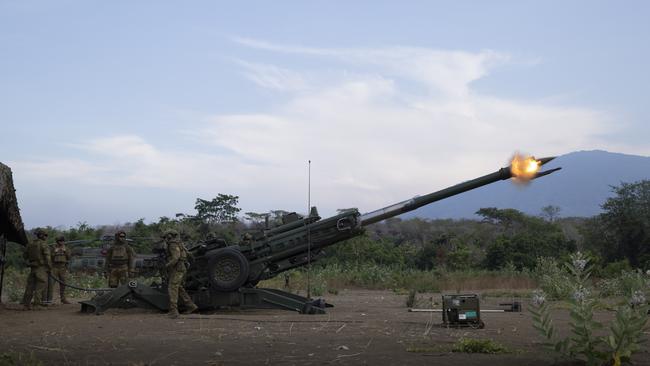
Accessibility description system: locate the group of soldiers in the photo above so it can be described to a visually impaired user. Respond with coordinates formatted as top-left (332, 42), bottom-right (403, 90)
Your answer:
top-left (21, 229), bottom-right (71, 308)
top-left (21, 228), bottom-right (198, 318)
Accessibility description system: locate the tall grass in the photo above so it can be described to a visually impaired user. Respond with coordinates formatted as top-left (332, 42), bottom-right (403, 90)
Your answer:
top-left (259, 263), bottom-right (537, 295)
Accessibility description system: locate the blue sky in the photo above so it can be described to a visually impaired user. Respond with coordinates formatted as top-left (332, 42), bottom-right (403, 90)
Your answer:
top-left (1, 1), bottom-right (648, 227)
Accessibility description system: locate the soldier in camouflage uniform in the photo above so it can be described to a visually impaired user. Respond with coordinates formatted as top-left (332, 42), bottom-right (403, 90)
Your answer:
top-left (104, 231), bottom-right (135, 288)
top-left (50, 236), bottom-right (71, 304)
top-left (164, 229), bottom-right (198, 318)
top-left (22, 228), bottom-right (52, 309)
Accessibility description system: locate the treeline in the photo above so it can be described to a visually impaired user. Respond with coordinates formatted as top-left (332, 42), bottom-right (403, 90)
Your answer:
top-left (7, 180), bottom-right (650, 274)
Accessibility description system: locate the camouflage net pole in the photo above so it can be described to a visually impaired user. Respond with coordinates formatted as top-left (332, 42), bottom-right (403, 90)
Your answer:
top-left (0, 235), bottom-right (6, 303)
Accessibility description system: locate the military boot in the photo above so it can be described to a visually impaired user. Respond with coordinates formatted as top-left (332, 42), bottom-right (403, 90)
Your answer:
top-left (168, 309), bottom-right (180, 319)
top-left (60, 289), bottom-right (71, 304)
top-left (181, 304), bottom-right (198, 314)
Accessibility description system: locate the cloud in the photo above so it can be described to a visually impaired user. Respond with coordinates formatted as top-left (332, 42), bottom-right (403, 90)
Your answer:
top-left (236, 60), bottom-right (308, 91)
top-left (11, 40), bottom-right (616, 224)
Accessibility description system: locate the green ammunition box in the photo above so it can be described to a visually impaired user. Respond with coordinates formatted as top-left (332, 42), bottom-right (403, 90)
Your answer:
top-left (442, 294), bottom-right (484, 328)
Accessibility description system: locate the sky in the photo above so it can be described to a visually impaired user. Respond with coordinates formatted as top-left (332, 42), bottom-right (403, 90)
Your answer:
top-left (1, 0), bottom-right (649, 228)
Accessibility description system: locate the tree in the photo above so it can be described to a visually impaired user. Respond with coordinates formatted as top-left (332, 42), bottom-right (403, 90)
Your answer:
top-left (477, 207), bottom-right (576, 270)
top-left (194, 194), bottom-right (242, 224)
top-left (244, 211), bottom-right (268, 227)
top-left (598, 181), bottom-right (650, 267)
top-left (540, 205), bottom-right (561, 222)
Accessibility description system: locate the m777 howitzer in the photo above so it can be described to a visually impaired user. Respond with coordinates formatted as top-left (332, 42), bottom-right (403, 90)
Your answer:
top-left (81, 155), bottom-right (561, 314)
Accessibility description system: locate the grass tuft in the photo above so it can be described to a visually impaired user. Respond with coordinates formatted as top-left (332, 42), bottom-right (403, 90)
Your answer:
top-left (451, 338), bottom-right (510, 354)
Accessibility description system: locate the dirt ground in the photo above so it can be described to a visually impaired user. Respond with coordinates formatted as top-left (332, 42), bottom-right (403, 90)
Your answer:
top-left (1, 289), bottom-right (649, 366)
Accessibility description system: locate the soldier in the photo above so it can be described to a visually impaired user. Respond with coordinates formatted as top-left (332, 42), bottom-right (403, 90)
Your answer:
top-left (22, 228), bottom-right (52, 310)
top-left (104, 231), bottom-right (135, 288)
top-left (164, 229), bottom-right (198, 318)
top-left (50, 236), bottom-right (71, 304)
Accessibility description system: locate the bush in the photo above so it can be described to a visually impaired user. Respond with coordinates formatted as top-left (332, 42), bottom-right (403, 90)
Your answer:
top-left (597, 269), bottom-right (649, 298)
top-left (451, 338), bottom-right (509, 354)
top-left (534, 257), bottom-right (572, 300)
top-left (530, 252), bottom-right (649, 366)
top-left (602, 260), bottom-right (632, 278)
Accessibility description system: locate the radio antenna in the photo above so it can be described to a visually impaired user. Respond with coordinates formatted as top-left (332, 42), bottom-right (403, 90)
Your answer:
top-left (306, 159), bottom-right (312, 299)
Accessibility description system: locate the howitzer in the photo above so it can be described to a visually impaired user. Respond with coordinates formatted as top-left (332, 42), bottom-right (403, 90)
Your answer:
top-left (81, 156), bottom-right (561, 314)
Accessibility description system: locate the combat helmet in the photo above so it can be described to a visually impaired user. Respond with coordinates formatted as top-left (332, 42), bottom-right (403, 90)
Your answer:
top-left (34, 228), bottom-right (47, 238)
top-left (163, 229), bottom-right (179, 239)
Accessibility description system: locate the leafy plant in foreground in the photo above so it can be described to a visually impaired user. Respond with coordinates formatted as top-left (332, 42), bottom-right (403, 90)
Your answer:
top-left (530, 252), bottom-right (649, 366)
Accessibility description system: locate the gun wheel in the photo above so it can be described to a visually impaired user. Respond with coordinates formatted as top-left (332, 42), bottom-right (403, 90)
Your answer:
top-left (207, 248), bottom-right (250, 292)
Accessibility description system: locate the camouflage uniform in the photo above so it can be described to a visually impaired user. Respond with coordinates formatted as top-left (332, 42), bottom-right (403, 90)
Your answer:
top-left (50, 237), bottom-right (71, 304)
top-left (164, 230), bottom-right (198, 318)
top-left (22, 230), bottom-right (52, 308)
top-left (105, 232), bottom-right (134, 288)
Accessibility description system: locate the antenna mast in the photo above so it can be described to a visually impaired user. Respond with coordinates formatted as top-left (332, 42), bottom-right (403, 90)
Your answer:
top-left (306, 160), bottom-right (312, 299)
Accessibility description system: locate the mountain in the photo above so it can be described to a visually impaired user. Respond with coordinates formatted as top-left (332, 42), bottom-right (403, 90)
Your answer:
top-left (408, 150), bottom-right (650, 219)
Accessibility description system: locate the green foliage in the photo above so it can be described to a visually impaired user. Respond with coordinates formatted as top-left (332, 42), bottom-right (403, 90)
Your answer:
top-left (530, 252), bottom-right (649, 366)
top-left (0, 352), bottom-right (43, 366)
top-left (321, 235), bottom-right (407, 268)
top-left (597, 269), bottom-right (650, 298)
top-left (479, 208), bottom-right (576, 270)
top-left (533, 257), bottom-right (573, 300)
top-left (451, 338), bottom-right (509, 354)
top-left (584, 180), bottom-right (650, 267)
top-left (605, 302), bottom-right (649, 366)
top-left (405, 289), bottom-right (417, 308)
top-left (3, 267), bottom-right (27, 302)
top-left (194, 194), bottom-right (241, 224)
top-left (540, 205), bottom-right (562, 222)
top-left (602, 259), bottom-right (633, 278)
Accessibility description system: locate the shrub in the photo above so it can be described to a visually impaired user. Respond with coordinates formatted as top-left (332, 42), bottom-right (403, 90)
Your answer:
top-left (597, 269), bottom-right (649, 298)
top-left (451, 338), bottom-right (509, 354)
top-left (530, 252), bottom-right (649, 366)
top-left (534, 257), bottom-right (572, 300)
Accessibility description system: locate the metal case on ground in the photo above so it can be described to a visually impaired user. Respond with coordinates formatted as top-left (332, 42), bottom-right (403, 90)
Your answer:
top-left (442, 294), bottom-right (484, 328)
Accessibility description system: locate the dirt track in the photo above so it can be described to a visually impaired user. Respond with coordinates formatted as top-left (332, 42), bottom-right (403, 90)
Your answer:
top-left (1, 289), bottom-right (649, 365)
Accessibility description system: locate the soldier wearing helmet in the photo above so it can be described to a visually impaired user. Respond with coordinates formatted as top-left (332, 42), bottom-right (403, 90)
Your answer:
top-left (50, 236), bottom-right (71, 304)
top-left (104, 231), bottom-right (135, 288)
top-left (22, 228), bottom-right (52, 309)
top-left (163, 229), bottom-right (198, 318)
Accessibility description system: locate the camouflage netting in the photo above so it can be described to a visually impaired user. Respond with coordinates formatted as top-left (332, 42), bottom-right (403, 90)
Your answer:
top-left (0, 162), bottom-right (27, 245)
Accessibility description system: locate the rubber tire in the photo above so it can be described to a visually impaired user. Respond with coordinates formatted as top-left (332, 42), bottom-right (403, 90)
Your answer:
top-left (206, 248), bottom-right (250, 292)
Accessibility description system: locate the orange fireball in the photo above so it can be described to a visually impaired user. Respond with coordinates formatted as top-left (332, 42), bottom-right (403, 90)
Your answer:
top-left (510, 152), bottom-right (541, 182)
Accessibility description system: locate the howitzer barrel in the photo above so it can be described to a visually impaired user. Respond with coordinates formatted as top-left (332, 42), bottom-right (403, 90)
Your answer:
top-left (359, 158), bottom-right (559, 226)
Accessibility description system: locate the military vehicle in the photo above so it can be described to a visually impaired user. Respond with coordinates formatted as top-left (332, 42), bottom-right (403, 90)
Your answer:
top-left (81, 156), bottom-right (561, 314)
top-left (0, 162), bottom-right (28, 303)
